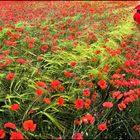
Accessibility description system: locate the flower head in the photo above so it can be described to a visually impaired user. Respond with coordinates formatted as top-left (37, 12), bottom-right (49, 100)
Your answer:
top-left (74, 99), bottom-right (84, 109)
top-left (10, 132), bottom-right (24, 140)
top-left (98, 123), bottom-right (108, 131)
top-left (23, 120), bottom-right (36, 132)
top-left (6, 72), bottom-right (15, 80)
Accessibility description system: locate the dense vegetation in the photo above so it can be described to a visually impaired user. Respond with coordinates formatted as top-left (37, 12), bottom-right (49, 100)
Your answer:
top-left (0, 1), bottom-right (139, 139)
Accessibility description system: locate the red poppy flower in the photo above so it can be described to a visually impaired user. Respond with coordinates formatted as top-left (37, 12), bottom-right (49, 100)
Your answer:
top-left (36, 81), bottom-right (47, 88)
top-left (135, 4), bottom-right (140, 10)
top-left (112, 91), bottom-right (120, 98)
top-left (23, 120), bottom-right (36, 132)
top-left (81, 114), bottom-right (95, 124)
top-left (41, 45), bottom-right (48, 52)
top-left (0, 26), bottom-right (2, 31)
top-left (95, 50), bottom-right (101, 54)
top-left (10, 132), bottom-right (24, 140)
top-left (58, 97), bottom-right (64, 107)
top-left (102, 102), bottom-right (113, 108)
top-left (37, 56), bottom-right (43, 61)
top-left (74, 99), bottom-right (84, 109)
top-left (134, 12), bottom-right (140, 24)
top-left (0, 129), bottom-right (5, 139)
top-left (30, 23), bottom-right (34, 26)
top-left (98, 79), bottom-right (107, 90)
top-left (28, 109), bottom-right (35, 115)
top-left (82, 88), bottom-right (90, 97)
top-left (133, 124), bottom-right (139, 132)
top-left (91, 92), bottom-right (97, 102)
top-left (3, 50), bottom-right (10, 55)
top-left (43, 98), bottom-right (51, 105)
top-left (112, 91), bottom-right (123, 99)
top-left (74, 120), bottom-right (81, 125)
top-left (10, 104), bottom-right (20, 111)
top-left (6, 72), bottom-right (15, 81)
top-left (5, 59), bottom-right (12, 66)
top-left (50, 80), bottom-right (61, 90)
top-left (28, 43), bottom-right (34, 48)
top-left (70, 61), bottom-right (77, 67)
top-left (4, 122), bottom-right (16, 129)
top-left (59, 85), bottom-right (65, 91)
top-left (98, 123), bottom-right (108, 131)
top-left (86, 82), bottom-right (93, 87)
top-left (16, 58), bottom-right (26, 64)
top-left (85, 99), bottom-right (91, 106)
top-left (64, 71), bottom-right (75, 77)
top-left (51, 46), bottom-right (57, 51)
top-left (0, 55), bottom-right (6, 60)
top-left (35, 89), bottom-right (43, 96)
top-left (118, 102), bottom-right (126, 111)
top-left (72, 133), bottom-right (83, 140)
top-left (82, 114), bottom-right (90, 124)
top-left (79, 80), bottom-right (86, 87)
top-left (89, 74), bottom-right (93, 79)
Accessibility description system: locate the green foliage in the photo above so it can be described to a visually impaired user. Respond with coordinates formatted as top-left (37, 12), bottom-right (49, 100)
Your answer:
top-left (0, 1), bottom-right (139, 140)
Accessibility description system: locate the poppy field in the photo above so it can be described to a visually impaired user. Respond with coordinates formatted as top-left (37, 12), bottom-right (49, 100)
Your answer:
top-left (0, 1), bottom-right (140, 139)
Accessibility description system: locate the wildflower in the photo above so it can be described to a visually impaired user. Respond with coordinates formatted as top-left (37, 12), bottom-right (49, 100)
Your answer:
top-left (6, 72), bottom-right (15, 80)
top-left (79, 80), bottom-right (86, 87)
top-left (98, 123), bottom-right (108, 131)
top-left (35, 89), bottom-right (43, 96)
top-left (64, 71), bottom-right (74, 77)
top-left (112, 91), bottom-right (123, 99)
top-left (82, 88), bottom-right (90, 97)
top-left (4, 122), bottom-right (16, 129)
top-left (28, 109), bottom-right (35, 115)
top-left (91, 92), bottom-right (97, 102)
top-left (41, 45), bottom-right (48, 52)
top-left (37, 56), bottom-right (43, 61)
top-left (36, 81), bottom-right (47, 88)
top-left (23, 120), bottom-right (36, 132)
top-left (134, 5), bottom-right (140, 24)
top-left (86, 82), bottom-right (93, 87)
top-left (102, 102), bottom-right (113, 108)
top-left (60, 86), bottom-right (65, 91)
top-left (72, 133), bottom-right (83, 140)
top-left (28, 43), bottom-right (34, 48)
top-left (95, 50), bottom-right (101, 54)
top-left (0, 55), bottom-right (6, 59)
top-left (5, 59), bottom-right (12, 65)
top-left (0, 129), bottom-right (5, 139)
top-left (98, 79), bottom-right (107, 90)
top-left (51, 46), bottom-right (57, 51)
top-left (81, 114), bottom-right (95, 124)
top-left (16, 58), bottom-right (26, 64)
top-left (74, 120), bottom-right (81, 125)
top-left (10, 104), bottom-right (20, 111)
top-left (10, 132), bottom-right (24, 140)
top-left (74, 99), bottom-right (84, 109)
top-left (3, 50), bottom-right (10, 55)
top-left (0, 26), bottom-right (2, 31)
top-left (58, 97), bottom-right (64, 107)
top-left (133, 124), bottom-right (139, 132)
top-left (118, 102), bottom-right (126, 111)
top-left (70, 61), bottom-right (77, 67)
top-left (50, 80), bottom-right (61, 90)
top-left (43, 98), bottom-right (51, 105)
top-left (89, 74), bottom-right (93, 79)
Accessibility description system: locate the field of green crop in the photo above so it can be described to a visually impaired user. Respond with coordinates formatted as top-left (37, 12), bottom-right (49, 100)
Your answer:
top-left (0, 1), bottom-right (140, 139)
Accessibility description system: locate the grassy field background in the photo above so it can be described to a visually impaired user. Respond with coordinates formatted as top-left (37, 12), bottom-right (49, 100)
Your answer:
top-left (0, 1), bottom-right (140, 139)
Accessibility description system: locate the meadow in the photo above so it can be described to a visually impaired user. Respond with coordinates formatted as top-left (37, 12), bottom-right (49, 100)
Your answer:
top-left (0, 1), bottom-right (140, 139)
